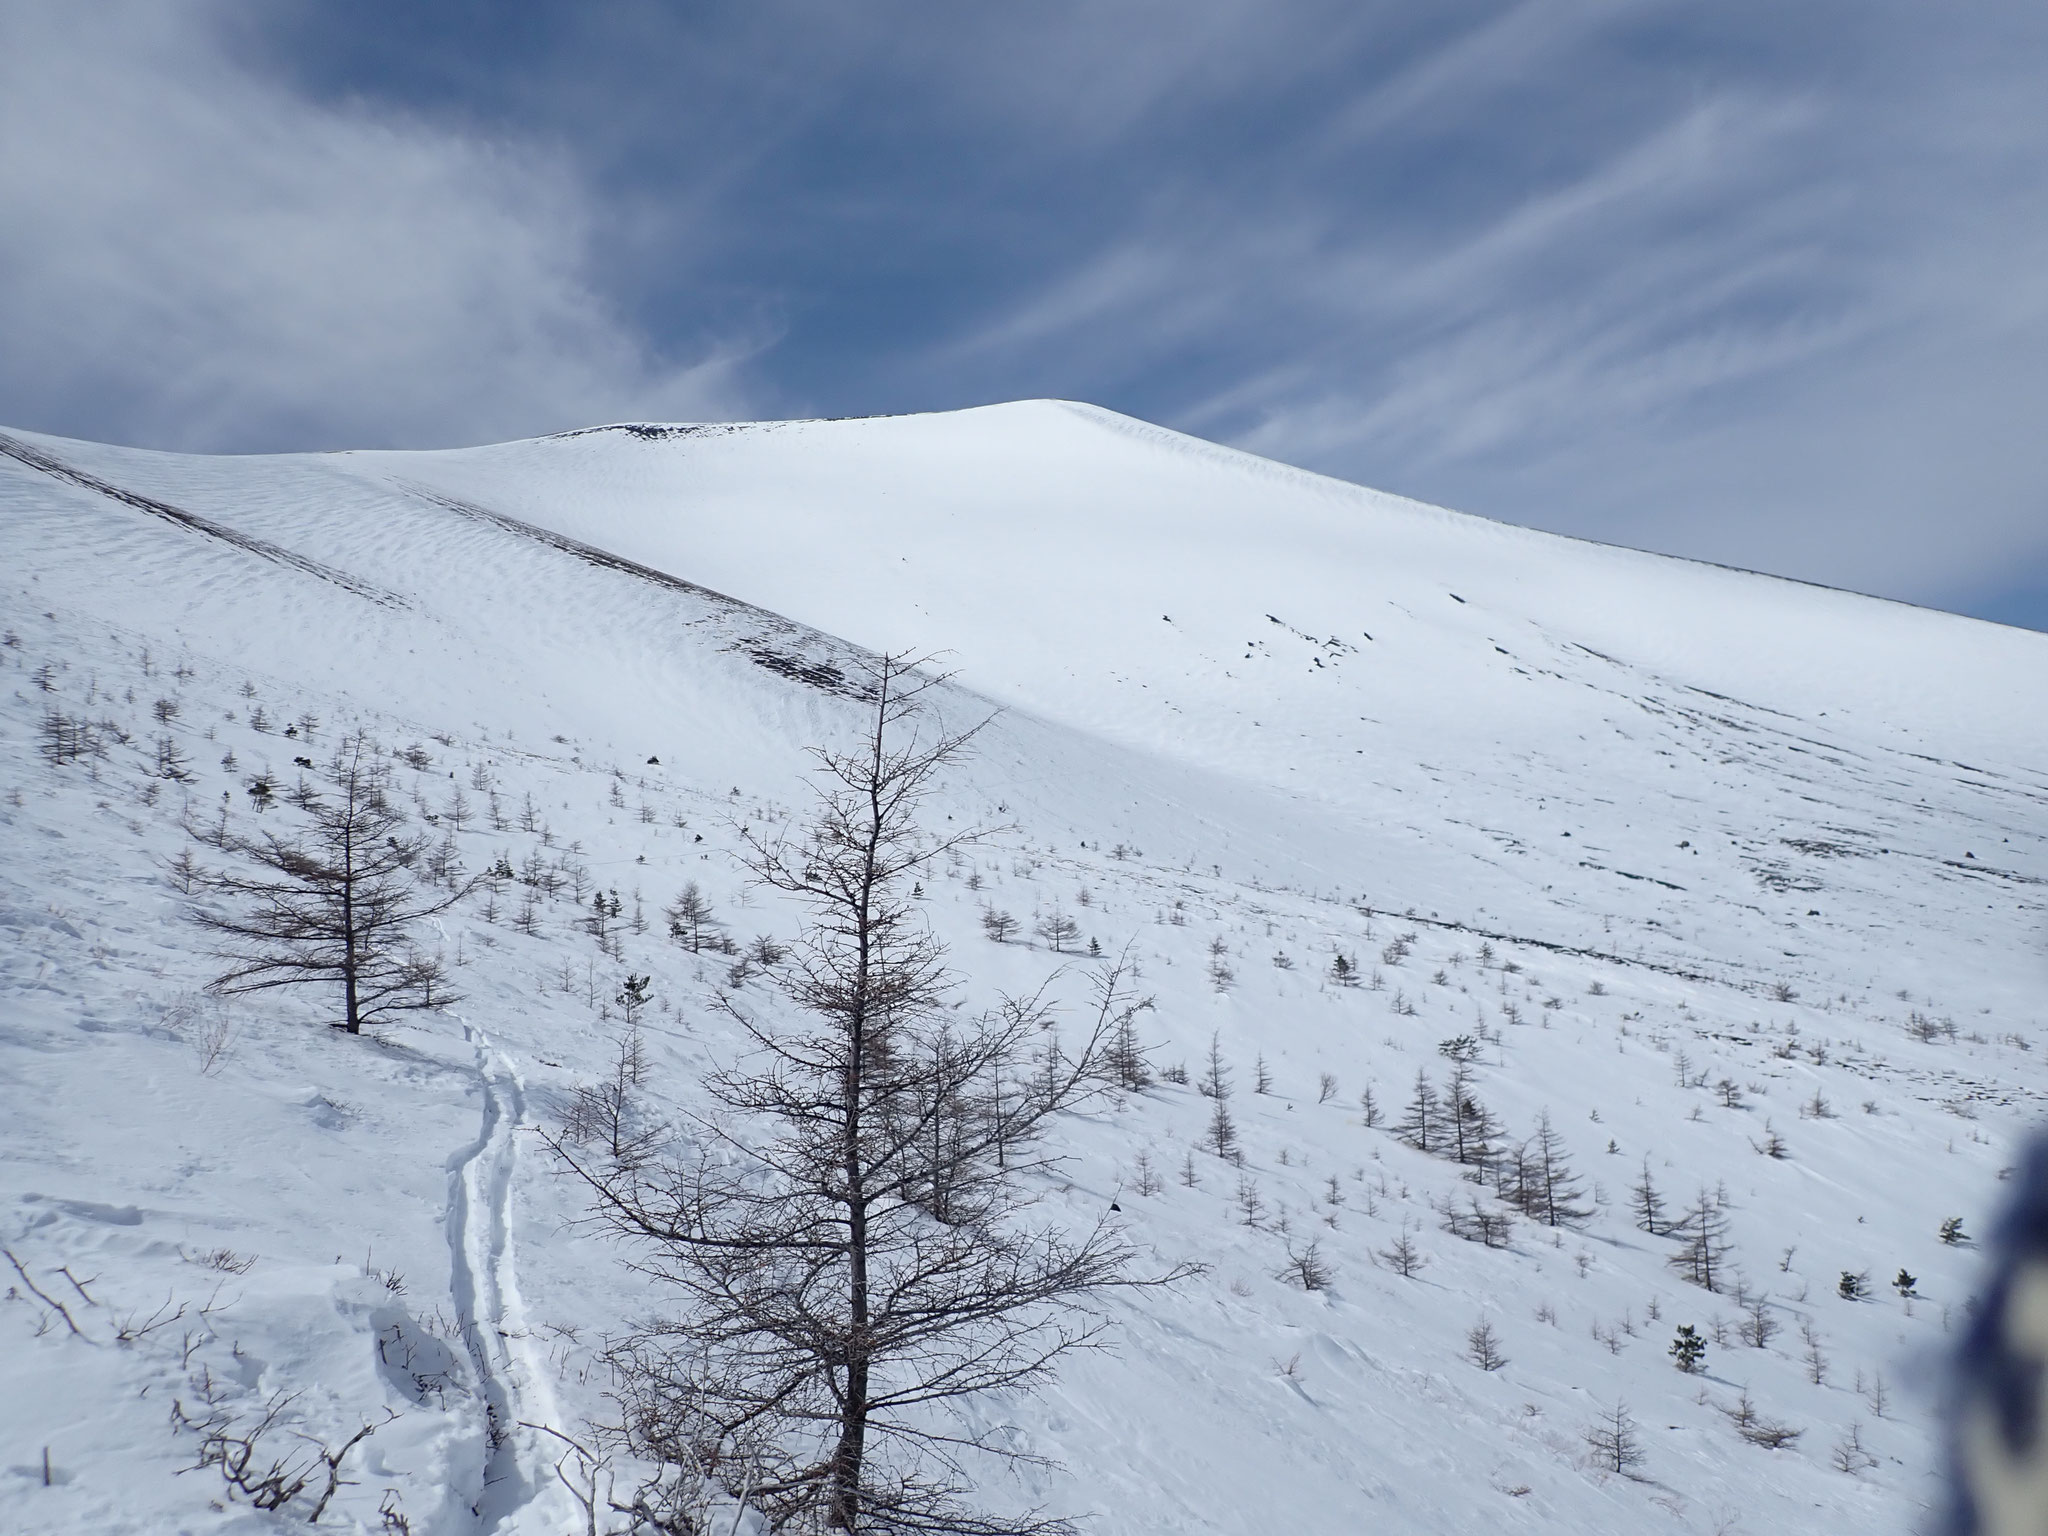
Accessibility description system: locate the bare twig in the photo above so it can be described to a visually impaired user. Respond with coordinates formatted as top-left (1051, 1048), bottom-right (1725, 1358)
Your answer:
top-left (521, 1422), bottom-right (611, 1536)
top-left (302, 1415), bottom-right (387, 1523)
top-left (4, 1248), bottom-right (82, 1336)
top-left (172, 1383), bottom-right (388, 1523)
top-left (173, 1390), bottom-right (312, 1511)
top-left (116, 1294), bottom-right (189, 1346)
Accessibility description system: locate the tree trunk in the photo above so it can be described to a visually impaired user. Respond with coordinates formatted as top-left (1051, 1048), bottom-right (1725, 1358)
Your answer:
top-left (828, 1353), bottom-right (870, 1530)
top-left (340, 823), bottom-right (361, 1033)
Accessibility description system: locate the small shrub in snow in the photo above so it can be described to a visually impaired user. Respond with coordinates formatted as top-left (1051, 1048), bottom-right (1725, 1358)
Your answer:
top-left (1800, 1318), bottom-right (1829, 1385)
top-left (1467, 1319), bottom-right (1507, 1371)
top-left (1379, 1232), bottom-right (1426, 1278)
top-left (1278, 1239), bottom-right (1330, 1291)
top-left (1132, 1152), bottom-right (1163, 1197)
top-left (1669, 1190), bottom-right (1735, 1292)
top-left (1723, 1390), bottom-right (1803, 1450)
top-left (1358, 1083), bottom-right (1382, 1127)
top-left (1737, 1296), bottom-right (1778, 1348)
top-left (1831, 1425), bottom-right (1877, 1474)
top-left (1035, 908), bottom-right (1081, 953)
top-left (1585, 1401), bottom-right (1645, 1477)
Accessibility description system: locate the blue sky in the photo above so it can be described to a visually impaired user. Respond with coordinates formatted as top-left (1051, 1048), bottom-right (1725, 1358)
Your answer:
top-left (4, 2), bottom-right (2046, 631)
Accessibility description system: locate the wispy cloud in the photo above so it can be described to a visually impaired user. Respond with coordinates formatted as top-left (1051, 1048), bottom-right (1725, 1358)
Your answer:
top-left (0, 0), bottom-right (760, 451)
top-left (895, 5), bottom-right (2048, 614)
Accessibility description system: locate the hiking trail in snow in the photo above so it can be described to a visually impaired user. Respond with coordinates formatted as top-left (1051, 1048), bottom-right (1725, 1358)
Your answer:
top-left (448, 1020), bottom-right (573, 1533)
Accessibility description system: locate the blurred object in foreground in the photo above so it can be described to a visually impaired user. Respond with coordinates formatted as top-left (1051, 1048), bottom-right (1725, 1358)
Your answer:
top-left (1953, 1138), bottom-right (2048, 1535)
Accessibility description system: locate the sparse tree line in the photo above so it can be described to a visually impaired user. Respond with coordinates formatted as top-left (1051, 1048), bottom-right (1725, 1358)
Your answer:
top-left (136, 695), bottom-right (776, 1034)
top-left (1364, 1022), bottom-right (1957, 1485)
top-left (10, 632), bottom-right (1994, 1524)
top-left (1377, 1049), bottom-right (1591, 1245)
top-left (25, 640), bottom-right (1193, 1532)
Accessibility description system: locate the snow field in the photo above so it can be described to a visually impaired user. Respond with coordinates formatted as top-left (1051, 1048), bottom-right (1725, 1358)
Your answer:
top-left (2, 406), bottom-right (2046, 1533)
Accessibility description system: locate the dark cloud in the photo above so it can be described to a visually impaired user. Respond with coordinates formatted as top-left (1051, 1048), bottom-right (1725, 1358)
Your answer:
top-left (3, 0), bottom-right (2044, 628)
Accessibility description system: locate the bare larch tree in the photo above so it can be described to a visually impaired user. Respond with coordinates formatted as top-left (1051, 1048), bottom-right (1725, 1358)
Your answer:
top-left (194, 733), bottom-right (465, 1034)
top-left (552, 655), bottom-right (1180, 1535)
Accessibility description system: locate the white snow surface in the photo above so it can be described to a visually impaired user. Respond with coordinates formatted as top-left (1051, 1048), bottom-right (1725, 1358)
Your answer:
top-left (1, 399), bottom-right (2045, 1534)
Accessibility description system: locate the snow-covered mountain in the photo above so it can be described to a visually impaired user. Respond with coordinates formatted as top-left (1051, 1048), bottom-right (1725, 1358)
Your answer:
top-left (2, 401), bottom-right (2044, 1535)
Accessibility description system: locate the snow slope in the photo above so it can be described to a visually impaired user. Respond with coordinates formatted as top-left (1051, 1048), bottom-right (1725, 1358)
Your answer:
top-left (1, 403), bottom-right (2045, 1535)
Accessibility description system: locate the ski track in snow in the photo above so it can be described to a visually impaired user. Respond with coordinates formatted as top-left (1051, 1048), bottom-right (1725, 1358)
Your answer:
top-left (448, 1019), bottom-right (569, 1534)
